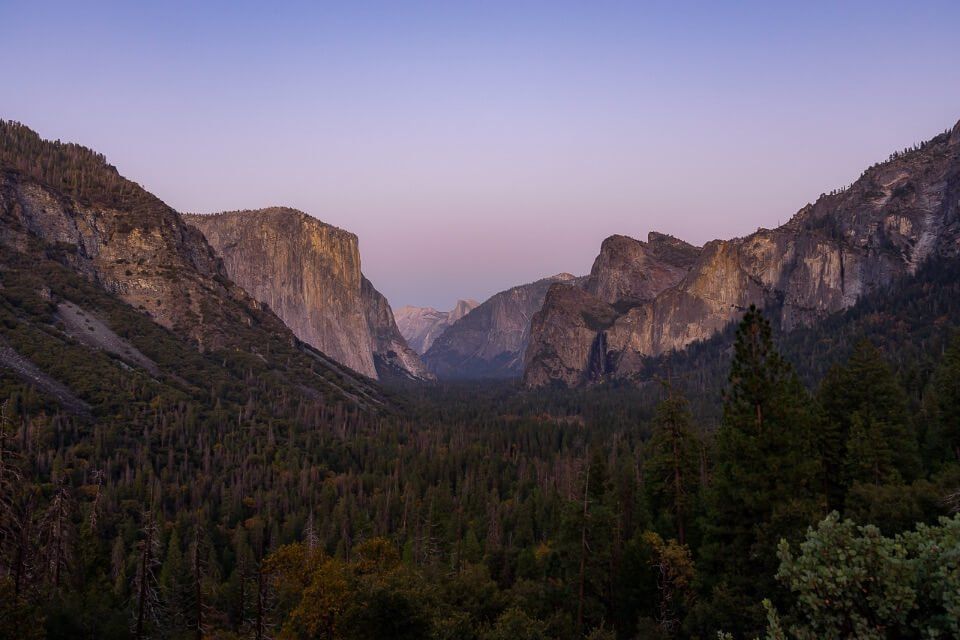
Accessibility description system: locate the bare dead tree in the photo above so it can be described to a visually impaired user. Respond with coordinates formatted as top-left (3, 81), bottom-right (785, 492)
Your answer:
top-left (133, 510), bottom-right (162, 640)
top-left (191, 523), bottom-right (215, 640)
top-left (577, 458), bottom-right (591, 633)
top-left (943, 488), bottom-right (960, 514)
top-left (9, 492), bottom-right (36, 598)
top-left (88, 469), bottom-right (104, 532)
top-left (0, 400), bottom-right (24, 581)
top-left (251, 556), bottom-right (276, 640)
top-left (304, 509), bottom-right (319, 552)
top-left (255, 557), bottom-right (267, 640)
top-left (39, 479), bottom-right (75, 594)
top-left (247, 532), bottom-right (275, 640)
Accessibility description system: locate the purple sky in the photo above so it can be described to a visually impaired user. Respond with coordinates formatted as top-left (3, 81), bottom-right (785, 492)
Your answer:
top-left (2, 1), bottom-right (959, 309)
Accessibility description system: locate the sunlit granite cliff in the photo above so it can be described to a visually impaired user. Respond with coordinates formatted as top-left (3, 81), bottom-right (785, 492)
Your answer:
top-left (186, 208), bottom-right (432, 381)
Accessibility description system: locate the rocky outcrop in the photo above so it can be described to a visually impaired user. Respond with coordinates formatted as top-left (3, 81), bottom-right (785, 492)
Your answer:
top-left (0, 129), bottom-right (289, 353)
top-left (524, 119), bottom-right (960, 387)
top-left (584, 232), bottom-right (700, 305)
top-left (423, 273), bottom-right (579, 379)
top-left (1, 178), bottom-right (227, 335)
top-left (522, 284), bottom-right (619, 387)
top-left (395, 299), bottom-right (478, 354)
top-left (185, 208), bottom-right (431, 381)
top-left (361, 276), bottom-right (434, 381)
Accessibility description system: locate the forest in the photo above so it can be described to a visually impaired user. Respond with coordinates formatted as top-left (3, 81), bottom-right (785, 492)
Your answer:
top-left (1, 261), bottom-right (959, 638)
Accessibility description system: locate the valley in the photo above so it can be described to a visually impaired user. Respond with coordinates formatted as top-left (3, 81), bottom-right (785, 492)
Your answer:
top-left (0, 117), bottom-right (959, 639)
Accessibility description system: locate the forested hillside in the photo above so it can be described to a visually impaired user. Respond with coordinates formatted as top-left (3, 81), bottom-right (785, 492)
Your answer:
top-left (1, 274), bottom-right (959, 638)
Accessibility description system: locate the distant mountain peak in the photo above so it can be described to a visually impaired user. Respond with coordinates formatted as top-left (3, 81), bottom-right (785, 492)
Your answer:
top-left (395, 299), bottom-right (480, 355)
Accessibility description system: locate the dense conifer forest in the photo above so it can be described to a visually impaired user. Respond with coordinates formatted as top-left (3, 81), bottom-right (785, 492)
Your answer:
top-left (1, 263), bottom-right (959, 638)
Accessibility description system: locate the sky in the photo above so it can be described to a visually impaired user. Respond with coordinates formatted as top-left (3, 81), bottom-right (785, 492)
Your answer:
top-left (2, 1), bottom-right (959, 309)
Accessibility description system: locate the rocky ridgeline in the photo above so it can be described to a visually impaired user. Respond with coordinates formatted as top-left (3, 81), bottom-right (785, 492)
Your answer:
top-left (523, 119), bottom-right (960, 387)
top-left (0, 127), bottom-right (291, 354)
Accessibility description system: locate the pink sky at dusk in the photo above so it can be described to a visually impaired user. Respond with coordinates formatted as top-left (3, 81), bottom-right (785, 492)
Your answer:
top-left (2, 1), bottom-right (959, 309)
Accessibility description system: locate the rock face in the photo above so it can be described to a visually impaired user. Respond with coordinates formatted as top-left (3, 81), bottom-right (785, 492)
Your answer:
top-left (0, 124), bottom-right (287, 353)
top-left (524, 233), bottom-right (701, 387)
top-left (423, 273), bottom-right (580, 379)
top-left (360, 276), bottom-right (435, 381)
top-left (524, 119), bottom-right (960, 387)
top-left (584, 233), bottom-right (701, 305)
top-left (185, 208), bottom-right (432, 381)
top-left (394, 299), bottom-right (479, 354)
top-left (0, 120), bottom-right (388, 410)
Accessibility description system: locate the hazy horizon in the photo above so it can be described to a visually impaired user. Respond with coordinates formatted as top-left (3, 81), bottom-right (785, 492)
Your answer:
top-left (3, 0), bottom-right (959, 309)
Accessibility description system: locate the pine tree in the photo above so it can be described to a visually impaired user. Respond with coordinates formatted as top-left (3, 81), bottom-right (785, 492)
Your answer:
top-left (188, 523), bottom-right (216, 640)
top-left (930, 333), bottom-right (960, 464)
top-left (159, 526), bottom-right (190, 631)
top-left (700, 306), bottom-right (821, 635)
top-left (0, 401), bottom-right (23, 582)
top-left (819, 339), bottom-right (919, 494)
top-left (39, 479), bottom-right (75, 594)
top-left (110, 535), bottom-right (127, 597)
top-left (645, 387), bottom-right (700, 545)
top-left (567, 451), bottom-right (615, 633)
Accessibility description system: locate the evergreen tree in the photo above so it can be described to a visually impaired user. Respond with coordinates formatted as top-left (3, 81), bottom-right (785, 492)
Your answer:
top-left (766, 512), bottom-right (960, 639)
top-left (38, 480), bottom-right (75, 595)
top-left (0, 401), bottom-right (25, 591)
top-left (930, 333), bottom-right (960, 464)
top-left (645, 387), bottom-right (700, 545)
top-left (159, 526), bottom-right (190, 632)
top-left (819, 339), bottom-right (920, 495)
top-left (562, 451), bottom-right (616, 634)
top-left (700, 306), bottom-right (821, 635)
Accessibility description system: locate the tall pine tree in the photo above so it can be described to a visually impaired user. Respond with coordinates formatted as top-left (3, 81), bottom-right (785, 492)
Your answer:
top-left (929, 333), bottom-right (960, 465)
top-left (699, 306), bottom-right (822, 636)
top-left (645, 386), bottom-right (700, 546)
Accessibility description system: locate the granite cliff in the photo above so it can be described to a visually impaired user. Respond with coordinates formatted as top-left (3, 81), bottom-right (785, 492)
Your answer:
top-left (185, 208), bottom-right (432, 381)
top-left (423, 273), bottom-right (579, 379)
top-left (394, 299), bottom-right (479, 354)
top-left (361, 275), bottom-right (436, 381)
top-left (0, 120), bottom-right (388, 409)
top-left (583, 232), bottom-right (701, 305)
top-left (524, 119), bottom-right (960, 387)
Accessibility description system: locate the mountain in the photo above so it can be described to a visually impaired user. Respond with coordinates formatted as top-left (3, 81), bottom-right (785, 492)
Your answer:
top-left (361, 274), bottom-right (436, 381)
top-left (524, 119), bottom-right (960, 387)
top-left (422, 273), bottom-right (580, 379)
top-left (184, 209), bottom-right (432, 382)
top-left (412, 233), bottom-right (698, 381)
top-left (0, 120), bottom-right (388, 413)
top-left (583, 232), bottom-right (701, 306)
top-left (394, 299), bottom-right (479, 354)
